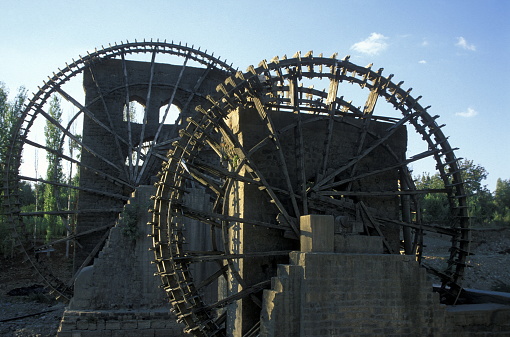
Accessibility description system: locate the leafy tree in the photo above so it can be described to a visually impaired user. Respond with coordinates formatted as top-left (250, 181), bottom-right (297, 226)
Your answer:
top-left (456, 159), bottom-right (495, 225)
top-left (0, 83), bottom-right (27, 256)
top-left (0, 83), bottom-right (27, 180)
top-left (494, 178), bottom-right (510, 225)
top-left (415, 173), bottom-right (451, 224)
top-left (43, 95), bottom-right (66, 241)
top-left (415, 159), bottom-right (495, 226)
top-left (494, 178), bottom-right (510, 208)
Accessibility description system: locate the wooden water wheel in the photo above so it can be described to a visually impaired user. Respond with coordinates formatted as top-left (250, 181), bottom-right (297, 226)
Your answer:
top-left (150, 52), bottom-right (471, 336)
top-left (3, 40), bottom-right (235, 301)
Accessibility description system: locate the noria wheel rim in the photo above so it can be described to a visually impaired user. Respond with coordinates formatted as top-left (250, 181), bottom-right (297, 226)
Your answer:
top-left (3, 40), bottom-right (235, 301)
top-left (151, 52), bottom-right (470, 336)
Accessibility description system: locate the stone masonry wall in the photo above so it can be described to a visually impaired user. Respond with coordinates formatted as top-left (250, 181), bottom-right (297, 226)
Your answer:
top-left (58, 186), bottom-right (187, 337)
top-left (57, 309), bottom-right (183, 337)
top-left (69, 186), bottom-right (166, 310)
top-left (75, 58), bottom-right (227, 271)
top-left (261, 252), bottom-right (447, 336)
top-left (259, 215), bottom-right (510, 337)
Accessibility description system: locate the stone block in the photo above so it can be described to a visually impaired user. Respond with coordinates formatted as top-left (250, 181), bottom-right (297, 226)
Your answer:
top-left (137, 320), bottom-right (152, 329)
top-left (120, 320), bottom-right (138, 329)
top-left (59, 321), bottom-right (77, 331)
top-left (300, 215), bottom-right (334, 252)
top-left (334, 234), bottom-right (383, 254)
top-left (151, 320), bottom-right (167, 329)
top-left (154, 329), bottom-right (174, 337)
top-left (56, 333), bottom-right (72, 337)
top-left (76, 320), bottom-right (89, 330)
top-left (105, 320), bottom-right (121, 330)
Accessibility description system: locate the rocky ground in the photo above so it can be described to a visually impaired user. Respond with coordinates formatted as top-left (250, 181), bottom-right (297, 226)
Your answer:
top-left (0, 227), bottom-right (509, 336)
top-left (0, 257), bottom-right (65, 337)
top-left (422, 227), bottom-right (510, 292)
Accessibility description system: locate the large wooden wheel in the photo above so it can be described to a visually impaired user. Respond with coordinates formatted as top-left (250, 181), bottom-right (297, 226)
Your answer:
top-left (3, 41), bottom-right (235, 301)
top-left (151, 52), bottom-right (471, 336)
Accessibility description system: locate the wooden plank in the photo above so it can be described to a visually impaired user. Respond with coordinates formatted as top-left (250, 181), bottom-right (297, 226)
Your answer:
top-left (312, 110), bottom-right (424, 191)
top-left (19, 175), bottom-right (130, 201)
top-left (136, 52), bottom-right (192, 184)
top-left (22, 139), bottom-right (135, 189)
top-left (201, 279), bottom-right (271, 311)
top-left (359, 201), bottom-right (395, 254)
top-left (174, 203), bottom-right (290, 232)
top-left (37, 108), bottom-right (125, 174)
top-left (87, 65), bottom-right (130, 179)
top-left (173, 250), bottom-right (292, 262)
top-left (121, 52), bottom-right (134, 181)
top-left (252, 96), bottom-right (301, 219)
top-left (68, 229), bottom-right (111, 286)
top-left (134, 50), bottom-right (157, 185)
top-left (34, 223), bottom-right (116, 251)
top-left (196, 265), bottom-right (229, 290)
top-left (317, 188), bottom-right (448, 197)
top-left (316, 148), bottom-right (439, 191)
top-left (21, 208), bottom-right (124, 217)
top-left (212, 115), bottom-right (301, 237)
top-left (289, 76), bottom-right (308, 214)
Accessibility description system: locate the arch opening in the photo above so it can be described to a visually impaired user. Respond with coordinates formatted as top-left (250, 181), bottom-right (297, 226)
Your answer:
top-left (159, 103), bottom-right (181, 125)
top-left (123, 100), bottom-right (146, 124)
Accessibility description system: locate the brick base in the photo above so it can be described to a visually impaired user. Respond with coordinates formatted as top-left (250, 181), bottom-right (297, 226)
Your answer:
top-left (57, 308), bottom-right (187, 337)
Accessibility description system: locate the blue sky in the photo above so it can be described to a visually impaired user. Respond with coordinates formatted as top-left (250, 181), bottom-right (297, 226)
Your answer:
top-left (1, 0), bottom-right (508, 191)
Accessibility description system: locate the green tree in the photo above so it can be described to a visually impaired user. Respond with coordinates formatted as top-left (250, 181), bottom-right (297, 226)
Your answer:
top-left (0, 83), bottom-right (27, 179)
top-left (458, 159), bottom-right (496, 225)
top-left (415, 172), bottom-right (451, 224)
top-left (494, 178), bottom-right (510, 225)
top-left (0, 83), bottom-right (28, 256)
top-left (43, 95), bottom-right (65, 241)
top-left (415, 159), bottom-right (495, 226)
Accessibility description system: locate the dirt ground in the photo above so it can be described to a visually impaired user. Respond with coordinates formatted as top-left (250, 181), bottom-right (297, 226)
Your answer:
top-left (422, 227), bottom-right (510, 292)
top-left (0, 256), bottom-right (65, 337)
top-left (1, 227), bottom-right (509, 337)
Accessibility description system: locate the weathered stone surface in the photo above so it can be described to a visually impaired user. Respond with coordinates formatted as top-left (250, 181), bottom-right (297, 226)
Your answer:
top-left (57, 309), bottom-right (187, 337)
top-left (261, 252), bottom-right (446, 336)
top-left (300, 214), bottom-right (334, 252)
top-left (60, 187), bottom-right (187, 336)
top-left (225, 109), bottom-right (407, 335)
top-left (75, 58), bottom-right (228, 271)
top-left (334, 234), bottom-right (383, 254)
top-left (259, 215), bottom-right (510, 336)
top-left (70, 186), bottom-right (165, 310)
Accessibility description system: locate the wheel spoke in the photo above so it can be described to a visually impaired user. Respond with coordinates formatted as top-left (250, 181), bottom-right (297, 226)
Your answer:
top-left (289, 76), bottom-right (308, 214)
top-left (196, 265), bottom-right (228, 290)
top-left (87, 65), bottom-right (131, 179)
top-left (23, 139), bottom-right (135, 189)
top-left (37, 106), bottom-right (125, 174)
top-left (173, 203), bottom-right (290, 232)
top-left (312, 110), bottom-right (424, 192)
top-left (314, 149), bottom-right (439, 191)
top-left (19, 175), bottom-right (130, 201)
top-left (251, 95), bottom-right (301, 219)
top-left (144, 51), bottom-right (471, 334)
top-left (201, 280), bottom-right (271, 311)
top-left (7, 42), bottom-right (236, 313)
top-left (133, 50), bottom-right (157, 184)
top-left (173, 250), bottom-right (292, 262)
top-left (121, 51), bottom-right (135, 180)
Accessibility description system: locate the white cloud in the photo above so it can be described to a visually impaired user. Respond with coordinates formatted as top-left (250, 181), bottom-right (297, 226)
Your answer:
top-left (455, 37), bottom-right (476, 51)
top-left (421, 39), bottom-right (429, 47)
top-left (418, 60), bottom-right (427, 64)
top-left (350, 33), bottom-right (388, 56)
top-left (455, 107), bottom-right (478, 118)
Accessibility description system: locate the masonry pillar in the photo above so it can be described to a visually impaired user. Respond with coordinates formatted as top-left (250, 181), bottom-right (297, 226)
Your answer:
top-left (260, 214), bottom-right (447, 337)
top-left (300, 214), bottom-right (334, 253)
